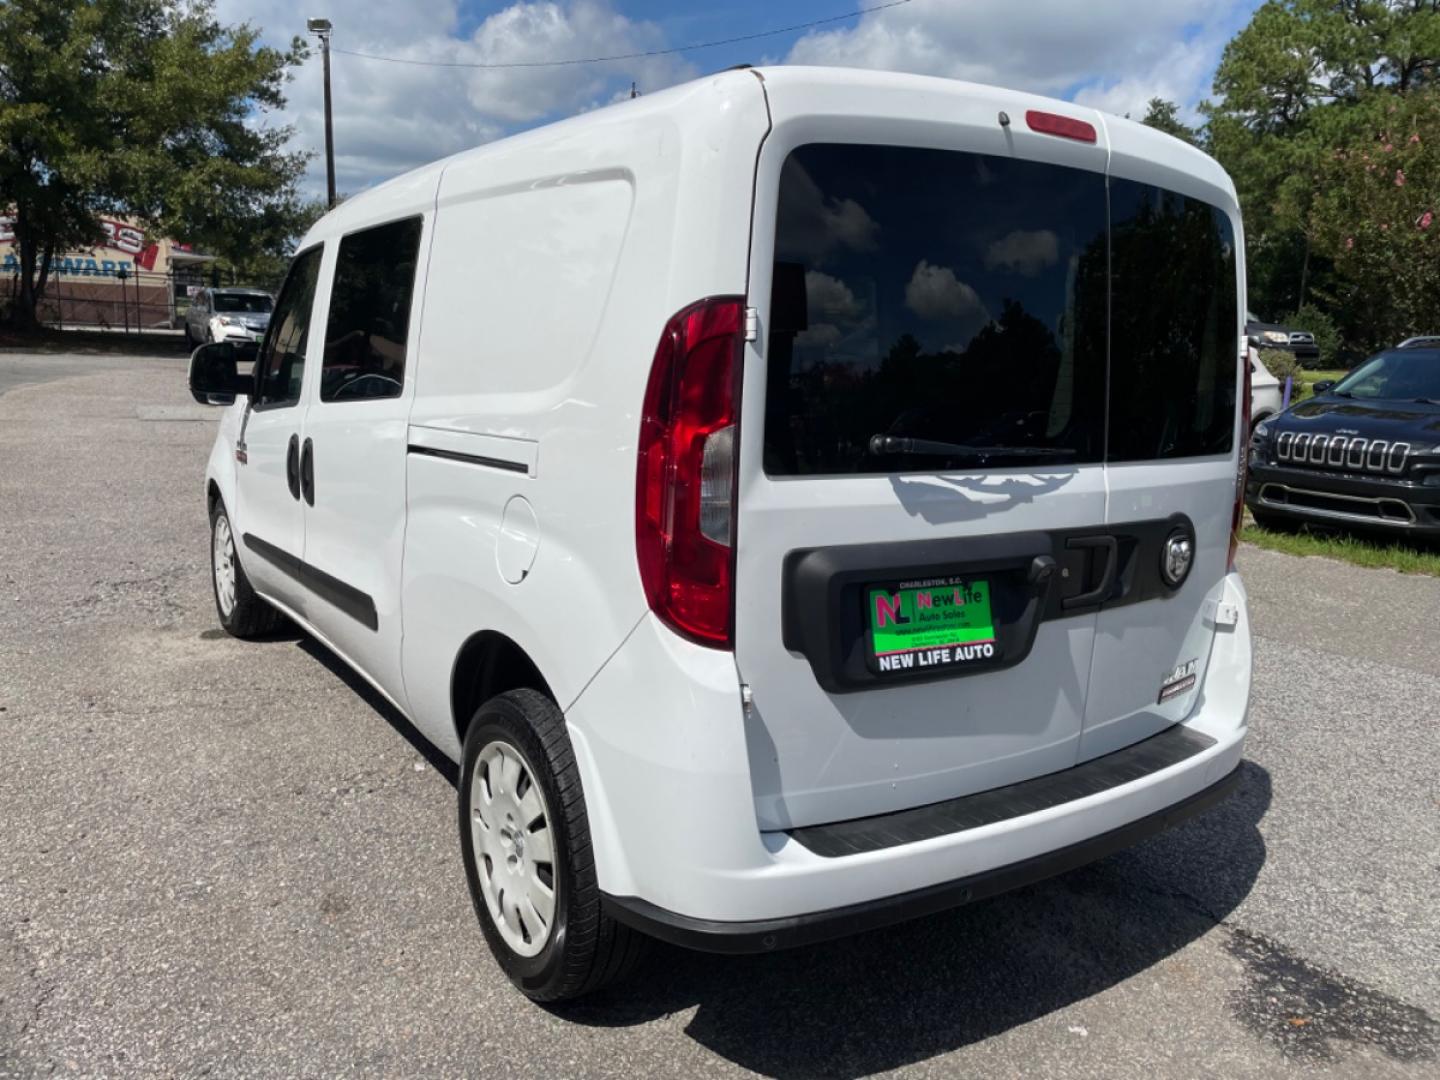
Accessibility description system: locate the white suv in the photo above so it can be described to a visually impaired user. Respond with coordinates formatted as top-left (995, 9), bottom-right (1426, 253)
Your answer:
top-left (189, 67), bottom-right (1252, 1002)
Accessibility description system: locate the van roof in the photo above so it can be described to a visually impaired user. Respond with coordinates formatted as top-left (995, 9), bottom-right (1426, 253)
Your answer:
top-left (304, 66), bottom-right (1236, 246)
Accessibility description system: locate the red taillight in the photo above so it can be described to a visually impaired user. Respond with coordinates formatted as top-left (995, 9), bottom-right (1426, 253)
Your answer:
top-left (1229, 351), bottom-right (1251, 570)
top-left (1025, 109), bottom-right (1098, 144)
top-left (636, 297), bottom-right (744, 648)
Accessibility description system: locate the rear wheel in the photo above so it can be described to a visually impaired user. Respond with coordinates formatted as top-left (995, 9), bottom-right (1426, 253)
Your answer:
top-left (209, 498), bottom-right (282, 637)
top-left (458, 689), bottom-right (647, 1001)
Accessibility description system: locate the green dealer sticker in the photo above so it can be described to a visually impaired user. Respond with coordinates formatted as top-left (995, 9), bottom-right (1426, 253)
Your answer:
top-left (866, 577), bottom-right (997, 674)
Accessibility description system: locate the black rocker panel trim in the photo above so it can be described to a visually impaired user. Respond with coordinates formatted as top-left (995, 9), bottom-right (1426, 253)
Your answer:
top-left (601, 766), bottom-right (1240, 955)
top-left (407, 443), bottom-right (529, 474)
top-left (242, 532), bottom-right (379, 631)
top-left (788, 723), bottom-right (1216, 857)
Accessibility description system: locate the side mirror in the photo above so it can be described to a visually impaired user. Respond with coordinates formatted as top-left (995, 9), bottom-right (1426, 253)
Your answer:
top-left (1312, 380), bottom-right (1336, 395)
top-left (188, 341), bottom-right (259, 405)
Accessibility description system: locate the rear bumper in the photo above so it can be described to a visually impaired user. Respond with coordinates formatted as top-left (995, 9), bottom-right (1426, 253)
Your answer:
top-left (565, 574), bottom-right (1251, 929)
top-left (1247, 461), bottom-right (1440, 534)
top-left (603, 766), bottom-right (1240, 954)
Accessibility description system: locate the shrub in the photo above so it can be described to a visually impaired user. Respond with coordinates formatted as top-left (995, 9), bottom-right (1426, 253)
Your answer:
top-left (1260, 346), bottom-right (1304, 394)
top-left (1281, 303), bottom-right (1343, 369)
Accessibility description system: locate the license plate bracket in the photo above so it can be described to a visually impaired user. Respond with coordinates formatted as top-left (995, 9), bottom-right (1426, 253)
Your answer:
top-left (865, 576), bottom-right (999, 676)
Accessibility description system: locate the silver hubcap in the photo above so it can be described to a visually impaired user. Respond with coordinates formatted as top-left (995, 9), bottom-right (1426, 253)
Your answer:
top-left (470, 740), bottom-right (556, 957)
top-left (213, 514), bottom-right (237, 617)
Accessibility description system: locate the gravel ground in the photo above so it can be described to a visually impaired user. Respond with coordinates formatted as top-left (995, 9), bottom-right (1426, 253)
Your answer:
top-left (1, 352), bottom-right (1437, 1078)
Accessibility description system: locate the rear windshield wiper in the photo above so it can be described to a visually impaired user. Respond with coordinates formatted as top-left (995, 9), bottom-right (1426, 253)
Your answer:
top-left (868, 434), bottom-right (1078, 462)
top-left (1413, 397), bottom-right (1440, 405)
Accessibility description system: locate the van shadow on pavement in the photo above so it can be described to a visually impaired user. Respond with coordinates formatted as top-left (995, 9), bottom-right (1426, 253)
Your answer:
top-left (294, 627), bottom-right (1271, 1078)
top-left (558, 764), bottom-right (1271, 1078)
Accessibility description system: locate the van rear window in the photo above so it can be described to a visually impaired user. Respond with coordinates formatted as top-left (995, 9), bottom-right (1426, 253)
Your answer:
top-left (1107, 179), bottom-right (1238, 461)
top-left (763, 144), bottom-right (1238, 475)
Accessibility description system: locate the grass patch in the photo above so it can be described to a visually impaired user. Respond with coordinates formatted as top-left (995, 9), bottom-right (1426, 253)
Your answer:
top-left (1291, 369), bottom-right (1349, 402)
top-left (1242, 523), bottom-right (1440, 575)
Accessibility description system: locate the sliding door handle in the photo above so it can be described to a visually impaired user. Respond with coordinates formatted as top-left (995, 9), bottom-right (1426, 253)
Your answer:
top-left (300, 437), bottom-right (315, 506)
top-left (285, 434), bottom-right (301, 501)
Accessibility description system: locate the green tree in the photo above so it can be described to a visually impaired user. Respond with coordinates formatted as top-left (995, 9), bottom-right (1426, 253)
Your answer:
top-left (1139, 98), bottom-right (1200, 147)
top-left (211, 196), bottom-right (329, 292)
top-left (0, 0), bottom-right (309, 328)
top-left (1309, 90), bottom-right (1439, 349)
top-left (1204, 0), bottom-right (1440, 350)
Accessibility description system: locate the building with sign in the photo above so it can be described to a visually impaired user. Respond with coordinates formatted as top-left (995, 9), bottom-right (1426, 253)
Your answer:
top-left (0, 215), bottom-right (214, 329)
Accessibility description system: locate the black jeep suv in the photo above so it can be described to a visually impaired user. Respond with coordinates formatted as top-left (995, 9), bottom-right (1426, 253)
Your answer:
top-left (1247, 347), bottom-right (1440, 538)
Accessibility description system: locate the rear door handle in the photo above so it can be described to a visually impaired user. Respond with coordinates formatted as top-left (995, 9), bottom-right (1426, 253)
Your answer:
top-left (285, 434), bottom-right (301, 501)
top-left (300, 437), bottom-right (315, 506)
top-left (1062, 535), bottom-right (1118, 609)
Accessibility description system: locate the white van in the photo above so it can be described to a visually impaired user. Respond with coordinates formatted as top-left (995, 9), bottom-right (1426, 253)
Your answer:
top-left (189, 67), bottom-right (1253, 1002)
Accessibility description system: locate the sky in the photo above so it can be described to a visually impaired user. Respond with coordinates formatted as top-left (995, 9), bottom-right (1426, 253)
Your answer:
top-left (213, 0), bottom-right (1268, 199)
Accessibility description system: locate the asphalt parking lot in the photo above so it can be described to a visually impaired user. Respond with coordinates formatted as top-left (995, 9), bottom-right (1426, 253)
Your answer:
top-left (2, 351), bottom-right (1438, 1078)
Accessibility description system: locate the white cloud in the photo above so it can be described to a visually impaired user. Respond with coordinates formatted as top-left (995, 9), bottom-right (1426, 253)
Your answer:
top-left (217, 1), bottom-right (693, 196)
top-left (984, 229), bottom-right (1059, 275)
top-left (776, 160), bottom-right (880, 262)
top-left (214, 0), bottom-right (1258, 201)
top-left (804, 270), bottom-right (864, 319)
top-left (796, 322), bottom-right (844, 347)
top-left (785, 1), bottom-right (1251, 120)
top-left (1069, 37), bottom-right (1217, 124)
top-left (905, 260), bottom-right (984, 322)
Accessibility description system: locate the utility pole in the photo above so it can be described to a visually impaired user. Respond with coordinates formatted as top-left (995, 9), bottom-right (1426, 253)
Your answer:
top-left (307, 18), bottom-right (336, 208)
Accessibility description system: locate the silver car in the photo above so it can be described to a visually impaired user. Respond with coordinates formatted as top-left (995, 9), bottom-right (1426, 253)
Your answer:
top-left (184, 287), bottom-right (274, 348)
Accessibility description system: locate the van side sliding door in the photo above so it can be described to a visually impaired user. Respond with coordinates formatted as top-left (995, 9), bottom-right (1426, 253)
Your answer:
top-left (298, 214), bottom-right (432, 710)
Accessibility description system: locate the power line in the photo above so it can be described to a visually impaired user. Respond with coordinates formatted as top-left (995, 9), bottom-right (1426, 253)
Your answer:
top-left (329, 0), bottom-right (915, 70)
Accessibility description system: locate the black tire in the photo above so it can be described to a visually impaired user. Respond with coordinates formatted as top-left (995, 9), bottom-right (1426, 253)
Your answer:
top-left (208, 497), bottom-right (282, 638)
top-left (458, 689), bottom-right (648, 1002)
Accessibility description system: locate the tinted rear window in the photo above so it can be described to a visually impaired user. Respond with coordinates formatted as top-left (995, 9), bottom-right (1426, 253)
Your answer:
top-left (764, 144), bottom-right (1107, 475)
top-left (764, 144), bottom-right (1239, 475)
top-left (1108, 179), bottom-right (1238, 461)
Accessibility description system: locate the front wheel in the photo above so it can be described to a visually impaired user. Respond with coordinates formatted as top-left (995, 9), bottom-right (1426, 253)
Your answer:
top-left (458, 689), bottom-right (647, 1001)
top-left (209, 498), bottom-right (282, 637)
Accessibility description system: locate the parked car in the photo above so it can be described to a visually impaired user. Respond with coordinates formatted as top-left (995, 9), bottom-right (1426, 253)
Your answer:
top-left (1250, 346), bottom-right (1283, 428)
top-left (184, 287), bottom-right (274, 348)
top-left (1246, 309), bottom-right (1319, 366)
top-left (1247, 345), bottom-right (1440, 536)
top-left (187, 67), bottom-right (1252, 1002)
top-left (1398, 335), bottom-right (1440, 349)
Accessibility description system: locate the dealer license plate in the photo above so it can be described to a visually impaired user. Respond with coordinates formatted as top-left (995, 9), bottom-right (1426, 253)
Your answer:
top-left (865, 576), bottom-right (997, 675)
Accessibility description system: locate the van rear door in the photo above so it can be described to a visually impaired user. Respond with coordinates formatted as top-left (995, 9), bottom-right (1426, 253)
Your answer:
top-left (734, 88), bottom-right (1115, 831)
top-left (1079, 139), bottom-right (1244, 760)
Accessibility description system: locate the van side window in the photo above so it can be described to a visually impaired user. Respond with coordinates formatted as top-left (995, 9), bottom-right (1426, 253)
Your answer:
top-left (255, 246), bottom-right (323, 407)
top-left (1107, 180), bottom-right (1238, 461)
top-left (320, 217), bottom-right (424, 402)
